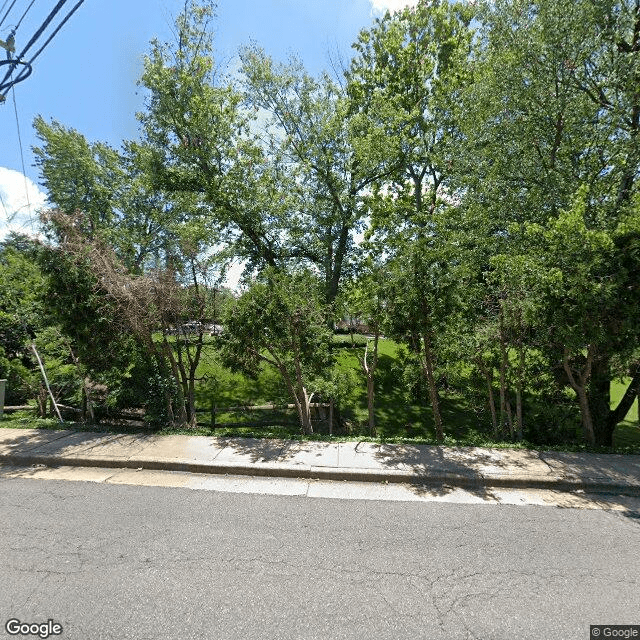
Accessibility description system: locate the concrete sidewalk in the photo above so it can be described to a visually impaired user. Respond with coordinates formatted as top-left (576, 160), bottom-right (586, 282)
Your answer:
top-left (0, 427), bottom-right (639, 496)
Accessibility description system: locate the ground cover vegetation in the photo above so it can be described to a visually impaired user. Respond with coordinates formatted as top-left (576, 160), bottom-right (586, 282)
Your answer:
top-left (1, 0), bottom-right (639, 450)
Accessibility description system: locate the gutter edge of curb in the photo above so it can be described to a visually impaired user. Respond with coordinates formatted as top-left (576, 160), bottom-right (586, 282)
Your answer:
top-left (1, 453), bottom-right (639, 497)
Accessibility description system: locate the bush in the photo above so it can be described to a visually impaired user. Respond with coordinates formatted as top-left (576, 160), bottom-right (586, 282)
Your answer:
top-left (144, 364), bottom-right (180, 428)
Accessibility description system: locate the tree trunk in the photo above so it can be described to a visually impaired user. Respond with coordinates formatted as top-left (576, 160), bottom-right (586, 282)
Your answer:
top-left (422, 332), bottom-right (444, 443)
top-left (366, 376), bottom-right (376, 437)
top-left (187, 377), bottom-right (197, 428)
top-left (297, 386), bottom-right (314, 435)
top-left (505, 391), bottom-right (513, 438)
top-left (563, 348), bottom-right (596, 445)
top-left (606, 364), bottom-right (640, 438)
top-left (37, 385), bottom-right (47, 418)
top-left (184, 332), bottom-right (203, 428)
top-left (477, 358), bottom-right (498, 435)
top-left (161, 339), bottom-right (188, 427)
top-left (294, 352), bottom-right (314, 435)
top-left (588, 354), bottom-right (613, 446)
top-left (486, 368), bottom-right (498, 436)
top-left (278, 361), bottom-right (314, 435)
top-left (577, 386), bottom-right (596, 445)
top-left (516, 340), bottom-right (525, 441)
top-left (329, 400), bottom-right (334, 436)
top-left (357, 335), bottom-right (379, 437)
top-left (498, 312), bottom-right (510, 437)
top-left (68, 345), bottom-right (95, 423)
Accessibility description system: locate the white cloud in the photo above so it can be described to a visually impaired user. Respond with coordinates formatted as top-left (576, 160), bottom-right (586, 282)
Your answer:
top-left (0, 167), bottom-right (47, 240)
top-left (369, 0), bottom-right (420, 15)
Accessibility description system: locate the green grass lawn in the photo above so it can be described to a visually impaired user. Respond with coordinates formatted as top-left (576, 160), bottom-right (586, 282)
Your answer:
top-left (3, 337), bottom-right (639, 452)
top-left (611, 378), bottom-right (640, 448)
top-left (191, 338), bottom-right (640, 450)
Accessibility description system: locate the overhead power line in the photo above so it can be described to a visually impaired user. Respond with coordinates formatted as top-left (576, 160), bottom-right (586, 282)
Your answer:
top-left (11, 86), bottom-right (32, 228)
top-left (15, 0), bottom-right (36, 31)
top-left (13, 0), bottom-right (68, 62)
top-left (0, 189), bottom-right (7, 220)
top-left (0, 0), bottom-right (84, 100)
top-left (0, 0), bottom-right (18, 30)
top-left (19, 0), bottom-right (83, 69)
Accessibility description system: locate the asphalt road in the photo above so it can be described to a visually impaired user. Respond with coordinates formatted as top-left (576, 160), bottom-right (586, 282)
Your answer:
top-left (1, 477), bottom-right (639, 640)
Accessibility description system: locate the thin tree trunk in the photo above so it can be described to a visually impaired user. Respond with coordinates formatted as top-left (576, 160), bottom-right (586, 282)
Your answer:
top-left (515, 389), bottom-right (523, 441)
top-left (498, 310), bottom-right (509, 437)
top-left (187, 378), bottom-right (197, 427)
top-left (184, 327), bottom-right (204, 428)
top-left (588, 354), bottom-right (613, 446)
top-left (283, 372), bottom-right (305, 432)
top-left (278, 360), bottom-right (313, 435)
top-left (576, 387), bottom-right (596, 445)
top-left (161, 338), bottom-right (188, 426)
top-left (356, 334), bottom-right (379, 437)
top-left (516, 339), bottom-right (525, 441)
top-left (478, 360), bottom-right (498, 435)
top-left (366, 377), bottom-right (376, 436)
top-left (422, 332), bottom-right (444, 443)
top-left (563, 347), bottom-right (596, 445)
top-left (295, 375), bottom-right (313, 435)
top-left (31, 344), bottom-right (63, 423)
top-left (298, 386), bottom-right (314, 435)
top-left (329, 399), bottom-right (334, 436)
top-left (68, 345), bottom-right (95, 423)
top-left (505, 391), bottom-right (514, 438)
top-left (37, 384), bottom-right (47, 418)
top-left (608, 364), bottom-right (640, 429)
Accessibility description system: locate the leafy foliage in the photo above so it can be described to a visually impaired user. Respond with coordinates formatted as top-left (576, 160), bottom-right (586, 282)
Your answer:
top-left (5, 0), bottom-right (638, 447)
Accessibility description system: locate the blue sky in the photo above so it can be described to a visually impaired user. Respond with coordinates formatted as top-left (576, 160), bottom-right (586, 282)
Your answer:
top-left (0, 0), bottom-right (415, 238)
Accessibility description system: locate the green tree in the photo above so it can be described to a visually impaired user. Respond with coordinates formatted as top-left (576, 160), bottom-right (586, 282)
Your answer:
top-left (347, 0), bottom-right (474, 230)
top-left (238, 46), bottom-right (392, 304)
top-left (34, 119), bottom-right (181, 273)
top-left (221, 269), bottom-right (333, 434)
top-left (32, 5), bottom-right (233, 428)
top-left (0, 235), bottom-right (84, 415)
top-left (500, 189), bottom-right (640, 445)
top-left (382, 233), bottom-right (468, 444)
top-left (138, 2), bottom-right (291, 277)
top-left (44, 208), bottom-right (221, 428)
top-left (460, 0), bottom-right (640, 445)
top-left (341, 262), bottom-right (388, 436)
top-left (344, 0), bottom-right (476, 442)
top-left (0, 235), bottom-right (46, 406)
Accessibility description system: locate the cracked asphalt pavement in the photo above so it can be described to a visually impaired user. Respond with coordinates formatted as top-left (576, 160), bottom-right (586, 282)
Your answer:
top-left (1, 476), bottom-right (639, 639)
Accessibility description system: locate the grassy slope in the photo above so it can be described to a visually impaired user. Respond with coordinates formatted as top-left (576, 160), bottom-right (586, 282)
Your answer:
top-left (192, 338), bottom-right (640, 448)
top-left (610, 379), bottom-right (639, 448)
top-left (3, 337), bottom-right (639, 450)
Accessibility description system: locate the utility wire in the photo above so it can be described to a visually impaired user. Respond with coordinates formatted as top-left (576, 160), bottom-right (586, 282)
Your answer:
top-left (2, 0), bottom-right (84, 92)
top-left (11, 86), bottom-right (33, 230)
top-left (0, 58), bottom-right (31, 96)
top-left (0, 0), bottom-right (18, 29)
top-left (15, 0), bottom-right (67, 59)
top-left (15, 0), bottom-right (37, 30)
top-left (22, 0), bottom-right (82, 66)
top-left (0, 189), bottom-right (8, 222)
top-left (1, 0), bottom-right (84, 98)
top-left (0, 0), bottom-right (67, 87)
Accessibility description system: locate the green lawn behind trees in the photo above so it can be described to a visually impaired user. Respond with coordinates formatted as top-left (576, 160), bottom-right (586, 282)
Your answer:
top-left (4, 336), bottom-right (639, 452)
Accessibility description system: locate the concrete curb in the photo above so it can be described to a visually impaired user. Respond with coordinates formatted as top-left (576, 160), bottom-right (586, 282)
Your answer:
top-left (2, 452), bottom-right (639, 497)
